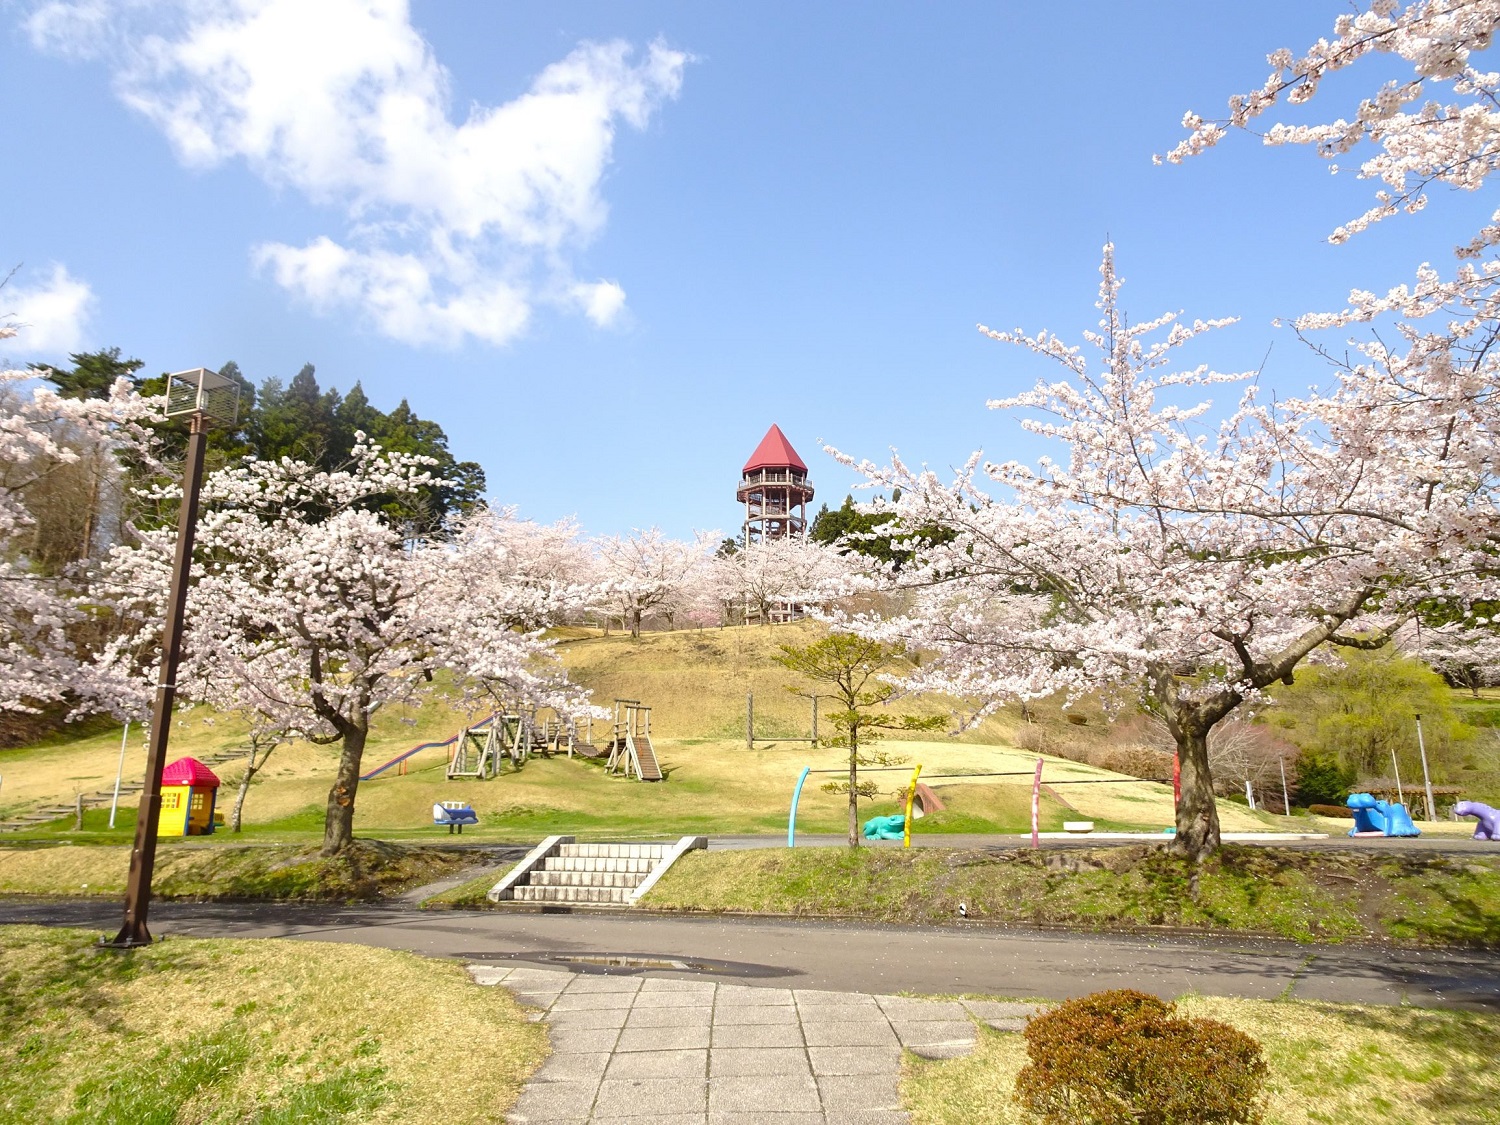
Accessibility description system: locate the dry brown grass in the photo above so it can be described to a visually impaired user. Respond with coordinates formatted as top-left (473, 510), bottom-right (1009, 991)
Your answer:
top-left (902, 995), bottom-right (1500, 1124)
top-left (0, 925), bottom-right (546, 1122)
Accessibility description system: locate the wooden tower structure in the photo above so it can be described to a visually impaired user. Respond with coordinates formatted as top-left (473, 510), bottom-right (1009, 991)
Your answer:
top-left (737, 424), bottom-right (814, 544)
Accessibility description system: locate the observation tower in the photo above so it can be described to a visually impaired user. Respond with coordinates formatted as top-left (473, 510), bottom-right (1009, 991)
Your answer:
top-left (737, 424), bottom-right (814, 544)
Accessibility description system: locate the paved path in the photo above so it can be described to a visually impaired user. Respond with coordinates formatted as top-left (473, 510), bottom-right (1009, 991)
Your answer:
top-left (469, 963), bottom-right (1036, 1124)
top-left (5, 899), bottom-right (1496, 1010)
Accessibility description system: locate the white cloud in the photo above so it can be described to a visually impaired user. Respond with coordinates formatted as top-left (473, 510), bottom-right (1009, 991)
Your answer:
top-left (570, 280), bottom-right (627, 327)
top-left (1, 264), bottom-right (94, 355)
top-left (26, 0), bottom-right (686, 348)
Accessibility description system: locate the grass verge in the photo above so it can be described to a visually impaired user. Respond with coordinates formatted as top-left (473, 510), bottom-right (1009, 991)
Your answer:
top-left (0, 925), bottom-right (546, 1124)
top-left (0, 840), bottom-right (472, 901)
top-left (902, 995), bottom-right (1500, 1124)
top-left (640, 845), bottom-right (1500, 946)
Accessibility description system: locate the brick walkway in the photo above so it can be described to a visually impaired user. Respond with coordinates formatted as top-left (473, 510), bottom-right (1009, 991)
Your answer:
top-left (468, 965), bottom-right (1037, 1124)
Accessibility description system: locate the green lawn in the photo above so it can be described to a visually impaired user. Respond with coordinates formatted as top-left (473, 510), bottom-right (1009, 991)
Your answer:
top-left (632, 844), bottom-right (1500, 946)
top-left (902, 994), bottom-right (1500, 1124)
top-left (0, 926), bottom-right (546, 1123)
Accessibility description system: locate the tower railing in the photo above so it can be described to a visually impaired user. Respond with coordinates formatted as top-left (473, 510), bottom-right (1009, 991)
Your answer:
top-left (739, 469), bottom-right (813, 489)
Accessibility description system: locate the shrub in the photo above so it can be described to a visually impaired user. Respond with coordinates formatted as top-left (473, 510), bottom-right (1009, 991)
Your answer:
top-left (1014, 989), bottom-right (1267, 1125)
top-left (1308, 803), bottom-right (1354, 819)
top-left (1294, 751), bottom-right (1357, 807)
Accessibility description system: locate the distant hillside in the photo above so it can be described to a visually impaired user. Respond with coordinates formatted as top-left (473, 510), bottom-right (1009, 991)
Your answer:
top-left (555, 623), bottom-right (1032, 744)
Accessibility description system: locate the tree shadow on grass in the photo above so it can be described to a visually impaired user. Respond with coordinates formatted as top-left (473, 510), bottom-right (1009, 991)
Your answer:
top-left (1301, 1003), bottom-right (1500, 1118)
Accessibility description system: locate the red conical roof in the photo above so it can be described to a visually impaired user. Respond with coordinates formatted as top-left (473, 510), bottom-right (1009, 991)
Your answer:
top-left (162, 756), bottom-right (220, 788)
top-left (742, 424), bottom-right (807, 474)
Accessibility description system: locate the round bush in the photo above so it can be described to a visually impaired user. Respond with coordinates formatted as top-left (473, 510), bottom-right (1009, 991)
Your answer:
top-left (1013, 989), bottom-right (1267, 1125)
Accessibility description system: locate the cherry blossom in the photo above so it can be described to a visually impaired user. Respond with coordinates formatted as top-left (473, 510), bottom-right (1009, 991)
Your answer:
top-left (830, 245), bottom-right (1496, 860)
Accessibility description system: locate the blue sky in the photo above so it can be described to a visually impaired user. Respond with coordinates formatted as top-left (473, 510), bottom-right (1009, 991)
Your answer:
top-left (1, 2), bottom-right (1486, 537)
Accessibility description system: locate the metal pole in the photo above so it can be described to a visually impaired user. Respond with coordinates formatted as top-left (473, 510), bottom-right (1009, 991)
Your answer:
top-left (787, 766), bottom-right (811, 848)
top-left (746, 692), bottom-right (753, 749)
top-left (811, 696), bottom-right (818, 746)
top-left (109, 721), bottom-right (131, 829)
top-left (1415, 713), bottom-right (1437, 823)
top-left (1279, 757), bottom-right (1290, 817)
top-left (1031, 758), bottom-right (1043, 848)
top-left (106, 413), bottom-right (208, 949)
top-left (903, 763), bottom-right (922, 849)
top-left (1390, 749), bottom-right (1405, 808)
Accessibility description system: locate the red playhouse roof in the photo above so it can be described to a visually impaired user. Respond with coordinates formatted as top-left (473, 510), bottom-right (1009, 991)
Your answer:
top-left (742, 424), bottom-right (808, 474)
top-left (161, 757), bottom-right (221, 788)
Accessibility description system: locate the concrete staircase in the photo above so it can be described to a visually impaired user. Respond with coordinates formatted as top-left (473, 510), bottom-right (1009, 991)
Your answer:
top-left (488, 836), bottom-right (706, 906)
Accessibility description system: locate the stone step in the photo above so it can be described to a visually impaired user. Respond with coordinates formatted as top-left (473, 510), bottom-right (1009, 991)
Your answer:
top-left (557, 843), bottom-right (669, 860)
top-left (511, 884), bottom-right (631, 904)
top-left (529, 870), bottom-right (646, 889)
top-left (542, 856), bottom-right (656, 874)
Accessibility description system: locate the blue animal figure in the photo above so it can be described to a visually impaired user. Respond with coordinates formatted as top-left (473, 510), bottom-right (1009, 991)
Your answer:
top-left (1346, 792), bottom-right (1420, 837)
top-left (1455, 800), bottom-right (1500, 841)
top-left (862, 814), bottom-right (906, 841)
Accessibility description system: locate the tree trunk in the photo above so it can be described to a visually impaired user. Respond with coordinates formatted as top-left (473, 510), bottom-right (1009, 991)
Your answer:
top-left (321, 724), bottom-right (367, 856)
top-left (630, 608), bottom-right (642, 638)
top-left (229, 743), bottom-right (275, 832)
top-left (1170, 727), bottom-right (1221, 861)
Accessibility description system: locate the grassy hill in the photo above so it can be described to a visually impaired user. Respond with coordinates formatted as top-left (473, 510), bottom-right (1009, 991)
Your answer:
top-left (0, 624), bottom-right (1394, 844)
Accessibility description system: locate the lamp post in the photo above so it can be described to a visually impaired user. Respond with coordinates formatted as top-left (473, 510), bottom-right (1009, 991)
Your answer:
top-left (105, 369), bottom-right (238, 949)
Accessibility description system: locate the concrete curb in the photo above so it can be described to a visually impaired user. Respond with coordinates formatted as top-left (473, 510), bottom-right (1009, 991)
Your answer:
top-left (487, 835), bottom-right (573, 902)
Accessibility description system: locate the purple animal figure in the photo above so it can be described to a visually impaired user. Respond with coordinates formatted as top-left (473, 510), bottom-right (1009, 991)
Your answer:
top-left (1455, 801), bottom-right (1500, 842)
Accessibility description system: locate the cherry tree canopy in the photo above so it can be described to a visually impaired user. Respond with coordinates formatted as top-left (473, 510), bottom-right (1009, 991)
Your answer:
top-left (98, 438), bottom-right (592, 854)
top-left (711, 536), bottom-right (870, 624)
top-left (0, 344), bottom-right (152, 717)
top-left (832, 245), bottom-right (1499, 859)
top-left (593, 527), bottom-right (718, 635)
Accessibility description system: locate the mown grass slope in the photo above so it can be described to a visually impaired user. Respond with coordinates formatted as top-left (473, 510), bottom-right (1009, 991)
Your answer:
top-left (0, 926), bottom-right (545, 1123)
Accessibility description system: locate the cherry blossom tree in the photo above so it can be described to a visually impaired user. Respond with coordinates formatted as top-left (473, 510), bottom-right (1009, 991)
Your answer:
top-left (593, 527), bottom-right (718, 636)
top-left (712, 536), bottom-right (870, 625)
top-left (1397, 618), bottom-right (1500, 694)
top-left (98, 439), bottom-right (590, 854)
top-left (832, 245), bottom-right (1497, 860)
top-left (0, 338), bottom-right (153, 721)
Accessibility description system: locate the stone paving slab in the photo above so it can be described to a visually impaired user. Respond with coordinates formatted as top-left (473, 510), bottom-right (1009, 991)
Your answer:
top-left (470, 963), bottom-right (1041, 1123)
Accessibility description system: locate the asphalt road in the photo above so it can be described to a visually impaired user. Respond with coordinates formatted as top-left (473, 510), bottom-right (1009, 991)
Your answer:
top-left (5, 898), bottom-right (1496, 1012)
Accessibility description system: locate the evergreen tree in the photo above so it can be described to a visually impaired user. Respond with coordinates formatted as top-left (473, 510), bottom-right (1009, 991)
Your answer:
top-left (31, 347), bottom-right (143, 400)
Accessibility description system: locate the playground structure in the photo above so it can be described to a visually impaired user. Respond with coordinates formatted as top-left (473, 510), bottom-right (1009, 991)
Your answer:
top-left (745, 690), bottom-right (824, 749)
top-left (358, 707), bottom-right (603, 783)
top-left (432, 800), bottom-right (479, 833)
top-left (788, 761), bottom-right (1177, 848)
top-left (605, 700), bottom-right (663, 782)
top-left (1346, 792), bottom-right (1421, 837)
top-left (1456, 800), bottom-right (1500, 841)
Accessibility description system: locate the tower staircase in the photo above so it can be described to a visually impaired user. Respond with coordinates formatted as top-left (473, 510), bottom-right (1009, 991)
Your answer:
top-left (487, 835), bottom-right (707, 905)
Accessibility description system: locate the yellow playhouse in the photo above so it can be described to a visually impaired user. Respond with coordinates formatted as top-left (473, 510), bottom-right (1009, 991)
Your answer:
top-left (157, 757), bottom-right (221, 836)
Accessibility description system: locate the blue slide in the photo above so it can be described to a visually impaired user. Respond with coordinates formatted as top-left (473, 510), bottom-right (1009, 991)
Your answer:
top-left (1346, 792), bottom-right (1420, 837)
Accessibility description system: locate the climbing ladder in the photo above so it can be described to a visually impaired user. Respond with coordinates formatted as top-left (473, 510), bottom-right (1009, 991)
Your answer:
top-left (605, 699), bottom-right (663, 782)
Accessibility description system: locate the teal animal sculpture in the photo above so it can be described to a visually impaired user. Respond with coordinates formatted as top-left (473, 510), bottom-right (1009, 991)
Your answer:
top-left (862, 814), bottom-right (906, 840)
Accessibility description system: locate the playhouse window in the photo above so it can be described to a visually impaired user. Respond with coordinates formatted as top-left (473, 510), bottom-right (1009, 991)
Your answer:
top-left (190, 792), bottom-right (206, 810)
